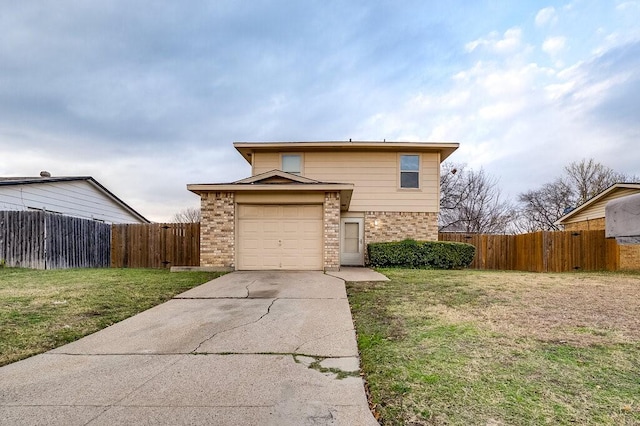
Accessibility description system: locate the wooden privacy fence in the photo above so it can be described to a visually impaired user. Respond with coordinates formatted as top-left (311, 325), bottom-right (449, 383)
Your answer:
top-left (111, 223), bottom-right (200, 268)
top-left (0, 211), bottom-right (111, 269)
top-left (439, 230), bottom-right (619, 272)
top-left (2, 215), bottom-right (625, 272)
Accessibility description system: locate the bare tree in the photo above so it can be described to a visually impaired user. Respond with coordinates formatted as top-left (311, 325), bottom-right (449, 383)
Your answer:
top-left (171, 207), bottom-right (201, 223)
top-left (440, 162), bottom-right (516, 234)
top-left (518, 158), bottom-right (638, 231)
top-left (564, 158), bottom-right (629, 205)
top-left (517, 178), bottom-right (573, 231)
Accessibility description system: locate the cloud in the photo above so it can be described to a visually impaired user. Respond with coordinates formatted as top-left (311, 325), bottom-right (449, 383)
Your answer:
top-left (564, 40), bottom-right (640, 127)
top-left (535, 7), bottom-right (557, 27)
top-left (355, 33), bottom-right (640, 196)
top-left (1, 1), bottom-right (639, 218)
top-left (616, 1), bottom-right (640, 12)
top-left (465, 28), bottom-right (523, 54)
top-left (542, 36), bottom-right (567, 56)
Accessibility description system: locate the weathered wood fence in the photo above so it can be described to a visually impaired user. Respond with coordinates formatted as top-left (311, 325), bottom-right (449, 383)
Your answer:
top-left (111, 223), bottom-right (200, 268)
top-left (1, 214), bottom-right (628, 272)
top-left (0, 211), bottom-right (111, 269)
top-left (439, 230), bottom-right (619, 272)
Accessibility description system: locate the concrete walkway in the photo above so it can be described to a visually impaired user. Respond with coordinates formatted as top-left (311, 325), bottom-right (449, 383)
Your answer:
top-left (0, 271), bottom-right (380, 425)
top-left (326, 267), bottom-right (389, 282)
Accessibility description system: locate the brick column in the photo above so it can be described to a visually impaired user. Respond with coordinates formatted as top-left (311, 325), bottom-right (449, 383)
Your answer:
top-left (323, 192), bottom-right (340, 271)
top-left (200, 191), bottom-right (235, 269)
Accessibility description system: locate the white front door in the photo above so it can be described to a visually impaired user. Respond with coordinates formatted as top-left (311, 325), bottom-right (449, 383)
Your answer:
top-left (340, 218), bottom-right (364, 266)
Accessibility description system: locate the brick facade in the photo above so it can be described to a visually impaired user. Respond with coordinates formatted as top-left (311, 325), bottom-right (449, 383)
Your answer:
top-left (199, 190), bottom-right (342, 271)
top-left (564, 218), bottom-right (605, 231)
top-left (364, 211), bottom-right (439, 245)
top-left (198, 191), bottom-right (442, 270)
top-left (323, 192), bottom-right (341, 271)
top-left (619, 245), bottom-right (640, 271)
top-left (200, 192), bottom-right (235, 269)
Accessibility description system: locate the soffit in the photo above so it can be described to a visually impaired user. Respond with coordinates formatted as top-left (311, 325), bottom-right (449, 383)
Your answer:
top-left (233, 141), bottom-right (459, 164)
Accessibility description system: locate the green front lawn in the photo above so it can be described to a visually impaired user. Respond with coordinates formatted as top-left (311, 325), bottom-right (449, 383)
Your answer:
top-left (0, 268), bottom-right (223, 366)
top-left (347, 269), bottom-right (640, 425)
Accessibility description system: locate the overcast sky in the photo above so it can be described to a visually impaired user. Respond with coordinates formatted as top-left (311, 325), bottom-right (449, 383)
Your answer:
top-left (1, 1), bottom-right (639, 221)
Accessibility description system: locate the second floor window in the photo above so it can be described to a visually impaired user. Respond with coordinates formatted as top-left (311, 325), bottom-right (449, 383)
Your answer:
top-left (400, 155), bottom-right (420, 189)
top-left (282, 154), bottom-right (302, 175)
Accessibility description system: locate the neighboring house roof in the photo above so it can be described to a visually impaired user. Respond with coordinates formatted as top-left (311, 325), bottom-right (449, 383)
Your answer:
top-left (0, 176), bottom-right (150, 223)
top-left (554, 183), bottom-right (640, 225)
top-left (188, 170), bottom-right (355, 210)
top-left (233, 140), bottom-right (459, 164)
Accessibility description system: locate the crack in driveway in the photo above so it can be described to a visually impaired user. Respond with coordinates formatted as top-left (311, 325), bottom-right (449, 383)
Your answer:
top-left (191, 298), bottom-right (279, 353)
top-left (244, 279), bottom-right (258, 298)
top-left (293, 327), bottom-right (356, 354)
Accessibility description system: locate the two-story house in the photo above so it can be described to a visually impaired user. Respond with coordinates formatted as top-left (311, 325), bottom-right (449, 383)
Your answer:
top-left (187, 141), bottom-right (458, 271)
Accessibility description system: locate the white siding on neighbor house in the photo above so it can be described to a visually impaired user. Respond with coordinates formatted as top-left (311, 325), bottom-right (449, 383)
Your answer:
top-left (0, 180), bottom-right (145, 223)
top-left (252, 151), bottom-right (440, 213)
top-left (565, 188), bottom-right (640, 224)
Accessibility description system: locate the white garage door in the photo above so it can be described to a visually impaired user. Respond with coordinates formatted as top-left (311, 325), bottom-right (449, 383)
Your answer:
top-left (237, 204), bottom-right (323, 270)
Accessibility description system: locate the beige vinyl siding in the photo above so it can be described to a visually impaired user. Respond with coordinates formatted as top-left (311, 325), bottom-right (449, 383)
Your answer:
top-left (564, 188), bottom-right (640, 224)
top-left (254, 152), bottom-right (281, 172)
top-left (253, 151), bottom-right (440, 212)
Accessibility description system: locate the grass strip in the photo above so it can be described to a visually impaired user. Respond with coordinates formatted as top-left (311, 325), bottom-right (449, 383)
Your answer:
top-left (0, 268), bottom-right (223, 366)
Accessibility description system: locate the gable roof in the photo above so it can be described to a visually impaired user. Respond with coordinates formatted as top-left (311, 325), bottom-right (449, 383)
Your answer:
top-left (187, 169), bottom-right (355, 210)
top-left (0, 176), bottom-right (150, 223)
top-left (554, 183), bottom-right (640, 225)
top-left (233, 140), bottom-right (459, 164)
top-left (233, 169), bottom-right (324, 184)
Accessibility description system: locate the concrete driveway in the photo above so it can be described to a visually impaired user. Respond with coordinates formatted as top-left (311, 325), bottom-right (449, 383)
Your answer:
top-left (0, 271), bottom-right (380, 425)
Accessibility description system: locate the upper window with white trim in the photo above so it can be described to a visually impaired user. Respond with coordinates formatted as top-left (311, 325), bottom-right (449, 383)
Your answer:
top-left (282, 154), bottom-right (302, 175)
top-left (400, 154), bottom-right (420, 189)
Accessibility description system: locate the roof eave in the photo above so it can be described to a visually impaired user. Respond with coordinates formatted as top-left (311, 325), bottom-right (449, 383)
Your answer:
top-left (84, 178), bottom-right (151, 223)
top-left (187, 182), bottom-right (355, 211)
top-left (0, 176), bottom-right (92, 186)
top-left (233, 141), bottom-right (460, 164)
top-left (187, 183), bottom-right (355, 193)
top-left (554, 183), bottom-right (640, 225)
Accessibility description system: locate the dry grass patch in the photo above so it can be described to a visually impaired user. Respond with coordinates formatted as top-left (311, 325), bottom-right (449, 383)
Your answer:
top-left (347, 269), bottom-right (640, 425)
top-left (0, 268), bottom-right (224, 366)
top-left (422, 272), bottom-right (640, 347)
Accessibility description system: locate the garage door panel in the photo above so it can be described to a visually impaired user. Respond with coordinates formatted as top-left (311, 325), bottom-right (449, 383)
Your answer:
top-left (263, 240), bottom-right (280, 250)
top-left (301, 205), bottom-right (323, 219)
top-left (300, 239), bottom-right (319, 250)
top-left (280, 255), bottom-right (319, 270)
top-left (238, 205), bottom-right (263, 219)
top-left (281, 240), bottom-right (300, 249)
top-left (262, 206), bottom-right (283, 218)
top-left (301, 221), bottom-right (321, 233)
top-left (281, 220), bottom-right (303, 231)
top-left (262, 253), bottom-right (281, 268)
top-left (261, 220), bottom-right (279, 232)
top-left (237, 204), bottom-right (323, 270)
top-left (242, 239), bottom-right (260, 250)
top-left (281, 205), bottom-right (301, 218)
